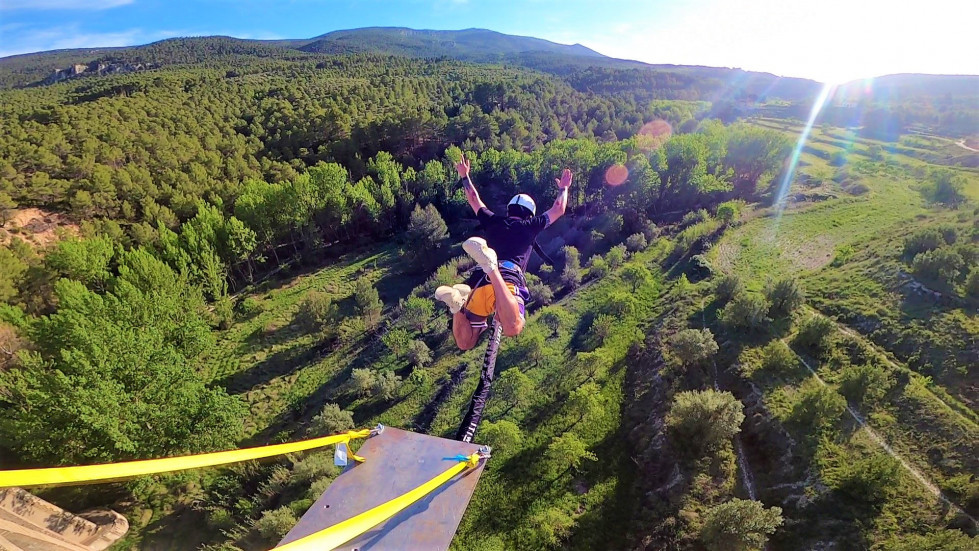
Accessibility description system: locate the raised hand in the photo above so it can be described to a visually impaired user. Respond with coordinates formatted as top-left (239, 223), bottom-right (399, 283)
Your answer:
top-left (455, 155), bottom-right (471, 179)
top-left (555, 168), bottom-right (573, 189)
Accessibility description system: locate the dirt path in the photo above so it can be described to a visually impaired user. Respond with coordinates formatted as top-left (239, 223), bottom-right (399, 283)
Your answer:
top-left (954, 139), bottom-right (979, 153)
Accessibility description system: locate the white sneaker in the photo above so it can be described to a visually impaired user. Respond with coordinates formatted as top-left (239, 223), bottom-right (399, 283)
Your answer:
top-left (435, 284), bottom-right (472, 314)
top-left (463, 237), bottom-right (498, 272)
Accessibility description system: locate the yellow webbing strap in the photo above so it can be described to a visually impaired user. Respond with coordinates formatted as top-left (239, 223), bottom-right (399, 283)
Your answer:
top-left (0, 429), bottom-right (372, 488)
top-left (276, 452), bottom-right (481, 551)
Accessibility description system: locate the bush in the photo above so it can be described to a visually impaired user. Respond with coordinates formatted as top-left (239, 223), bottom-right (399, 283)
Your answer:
top-left (373, 370), bottom-right (402, 400)
top-left (524, 272), bottom-right (554, 305)
top-left (586, 255), bottom-right (608, 280)
top-left (700, 499), bottom-right (783, 551)
top-left (681, 208), bottom-right (710, 227)
top-left (714, 274), bottom-right (744, 303)
top-left (605, 244), bottom-right (627, 268)
top-left (236, 297), bottom-right (264, 318)
top-left (666, 390), bottom-right (744, 459)
top-left (382, 327), bottom-right (411, 358)
top-left (912, 247), bottom-right (964, 287)
top-left (404, 203), bottom-right (449, 270)
top-left (720, 293), bottom-right (770, 331)
top-left (337, 316), bottom-right (367, 342)
top-left (307, 476), bottom-right (333, 500)
top-left (666, 328), bottom-right (718, 369)
top-left (253, 506), bottom-right (297, 543)
top-left (478, 420), bottom-right (523, 457)
top-left (903, 227), bottom-right (949, 259)
top-left (295, 291), bottom-right (337, 331)
top-left (715, 200), bottom-right (743, 223)
top-left (291, 452), bottom-right (338, 483)
top-left (309, 403), bottom-right (354, 436)
top-left (967, 268), bottom-right (979, 298)
top-left (350, 368), bottom-right (377, 397)
top-left (354, 279), bottom-right (383, 328)
top-left (625, 233), bottom-right (648, 252)
top-left (923, 169), bottom-right (967, 207)
top-left (213, 297), bottom-right (234, 330)
top-left (621, 264), bottom-right (652, 292)
top-left (839, 363), bottom-right (894, 406)
top-left (406, 339), bottom-right (432, 367)
top-left (793, 316), bottom-right (835, 354)
top-left (560, 246), bottom-right (582, 290)
top-left (818, 443), bottom-right (901, 505)
top-left (399, 295), bottom-right (433, 333)
top-left (760, 340), bottom-right (799, 375)
top-left (788, 379), bottom-right (845, 434)
top-left (882, 530), bottom-right (978, 551)
top-left (764, 278), bottom-right (805, 318)
top-left (831, 243), bottom-right (855, 266)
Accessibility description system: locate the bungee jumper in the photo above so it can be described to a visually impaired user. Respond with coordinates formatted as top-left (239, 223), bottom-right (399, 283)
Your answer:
top-left (436, 152), bottom-right (573, 441)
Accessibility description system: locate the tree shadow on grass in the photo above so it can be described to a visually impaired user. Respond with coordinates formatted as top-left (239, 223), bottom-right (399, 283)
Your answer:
top-left (217, 341), bottom-right (326, 395)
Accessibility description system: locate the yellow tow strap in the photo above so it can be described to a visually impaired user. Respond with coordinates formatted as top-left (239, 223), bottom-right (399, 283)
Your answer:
top-left (0, 429), bottom-right (372, 488)
top-left (276, 452), bottom-right (481, 551)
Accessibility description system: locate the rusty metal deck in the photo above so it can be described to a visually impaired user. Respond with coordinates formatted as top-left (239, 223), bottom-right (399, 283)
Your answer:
top-left (277, 427), bottom-right (487, 550)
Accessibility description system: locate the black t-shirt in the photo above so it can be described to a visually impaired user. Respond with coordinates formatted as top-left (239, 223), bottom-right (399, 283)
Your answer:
top-left (476, 207), bottom-right (550, 272)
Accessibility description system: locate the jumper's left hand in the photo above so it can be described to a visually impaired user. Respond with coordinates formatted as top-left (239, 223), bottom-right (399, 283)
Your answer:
top-left (555, 168), bottom-right (572, 189)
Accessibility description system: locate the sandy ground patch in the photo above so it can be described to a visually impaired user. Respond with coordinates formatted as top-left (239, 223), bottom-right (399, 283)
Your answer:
top-left (0, 208), bottom-right (79, 249)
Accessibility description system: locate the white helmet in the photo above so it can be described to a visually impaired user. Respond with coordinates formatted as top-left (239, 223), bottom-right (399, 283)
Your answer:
top-left (507, 193), bottom-right (536, 217)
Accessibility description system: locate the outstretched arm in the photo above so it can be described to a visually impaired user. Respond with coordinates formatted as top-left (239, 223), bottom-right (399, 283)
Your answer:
top-left (456, 155), bottom-right (486, 215)
top-left (545, 168), bottom-right (573, 224)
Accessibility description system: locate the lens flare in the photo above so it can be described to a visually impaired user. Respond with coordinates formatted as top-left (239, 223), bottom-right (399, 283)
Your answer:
top-left (604, 164), bottom-right (628, 186)
top-left (636, 119), bottom-right (672, 151)
top-left (773, 82), bottom-right (836, 228)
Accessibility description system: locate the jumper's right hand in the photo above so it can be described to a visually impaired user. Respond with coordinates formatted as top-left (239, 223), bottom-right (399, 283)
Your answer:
top-left (455, 155), bottom-right (471, 179)
top-left (555, 168), bottom-right (573, 189)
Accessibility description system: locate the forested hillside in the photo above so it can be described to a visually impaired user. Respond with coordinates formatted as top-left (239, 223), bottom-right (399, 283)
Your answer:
top-left (0, 28), bottom-right (976, 551)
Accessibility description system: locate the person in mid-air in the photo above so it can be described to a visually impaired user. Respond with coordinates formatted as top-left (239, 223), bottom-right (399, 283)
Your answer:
top-left (436, 153), bottom-right (572, 350)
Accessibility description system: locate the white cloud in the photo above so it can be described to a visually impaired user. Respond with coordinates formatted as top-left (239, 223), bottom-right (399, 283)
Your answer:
top-left (1, 0), bottom-right (133, 11)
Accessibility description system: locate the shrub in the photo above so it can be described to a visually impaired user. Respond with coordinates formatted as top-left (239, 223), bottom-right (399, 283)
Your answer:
top-left (714, 274), bottom-right (744, 303)
top-left (681, 208), bottom-right (710, 227)
top-left (715, 200), bottom-right (742, 223)
top-left (350, 368), bottom-right (377, 397)
top-left (666, 328), bottom-right (719, 369)
top-left (625, 232), bottom-right (648, 252)
top-left (760, 340), bottom-right (799, 375)
top-left (831, 244), bottom-right (855, 266)
top-left (903, 227), bottom-right (949, 259)
top-left (253, 506), bottom-right (297, 543)
top-left (543, 432), bottom-right (597, 477)
top-left (373, 370), bottom-right (402, 401)
top-left (586, 255), bottom-right (608, 280)
top-left (818, 443), bottom-right (901, 505)
top-left (720, 293), bottom-right (770, 331)
top-left (404, 203), bottom-right (449, 270)
top-left (912, 247), bottom-right (964, 287)
top-left (399, 295), bottom-right (433, 333)
top-left (666, 390), bottom-right (744, 459)
top-left (839, 363), bottom-right (894, 406)
top-left (923, 169), bottom-right (967, 207)
top-left (882, 530), bottom-right (978, 551)
top-left (236, 297), bottom-right (264, 318)
top-left (295, 291), bottom-right (336, 330)
top-left (967, 268), bottom-right (979, 298)
top-left (478, 420), bottom-right (523, 457)
top-left (764, 278), bottom-right (805, 318)
top-left (524, 272), bottom-right (554, 305)
top-left (700, 499), bottom-right (783, 551)
top-left (621, 264), bottom-right (652, 292)
top-left (291, 453), bottom-right (338, 483)
top-left (406, 339), bottom-right (432, 367)
top-left (382, 327), bottom-right (411, 358)
top-left (337, 316), bottom-right (366, 342)
top-left (307, 476), bottom-right (333, 500)
top-left (354, 279), bottom-right (383, 328)
top-left (213, 298), bottom-right (234, 330)
top-left (794, 316), bottom-right (835, 354)
top-left (788, 379), bottom-right (845, 434)
top-left (309, 403), bottom-right (354, 436)
top-left (689, 254), bottom-right (713, 279)
top-left (605, 244), bottom-right (627, 268)
top-left (560, 246), bottom-right (582, 290)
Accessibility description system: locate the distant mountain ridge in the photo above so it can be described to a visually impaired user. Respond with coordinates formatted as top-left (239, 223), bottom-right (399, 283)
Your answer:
top-left (300, 27), bottom-right (607, 60)
top-left (1, 27), bottom-right (975, 108)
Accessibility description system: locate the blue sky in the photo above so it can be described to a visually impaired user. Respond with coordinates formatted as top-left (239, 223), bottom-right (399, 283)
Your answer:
top-left (1, 0), bottom-right (976, 83)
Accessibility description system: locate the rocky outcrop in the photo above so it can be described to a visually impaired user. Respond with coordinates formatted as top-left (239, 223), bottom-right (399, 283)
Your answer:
top-left (38, 60), bottom-right (157, 86)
